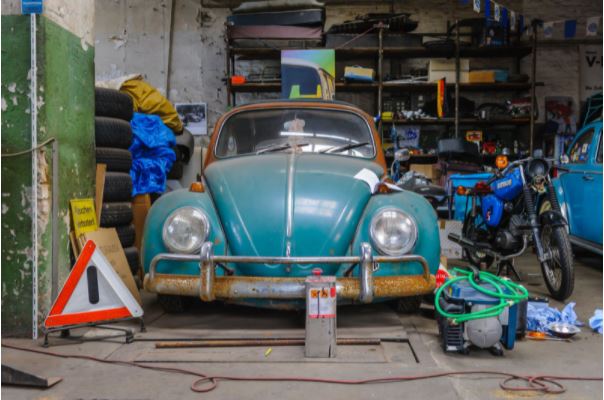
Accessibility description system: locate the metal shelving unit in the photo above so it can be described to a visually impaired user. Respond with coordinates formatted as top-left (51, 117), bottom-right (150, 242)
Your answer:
top-left (225, 21), bottom-right (539, 150)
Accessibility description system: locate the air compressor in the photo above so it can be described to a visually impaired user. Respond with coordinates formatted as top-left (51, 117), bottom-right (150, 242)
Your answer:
top-left (435, 267), bottom-right (528, 356)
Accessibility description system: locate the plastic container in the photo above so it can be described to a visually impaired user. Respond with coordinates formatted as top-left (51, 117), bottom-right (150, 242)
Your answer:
top-left (449, 173), bottom-right (493, 220)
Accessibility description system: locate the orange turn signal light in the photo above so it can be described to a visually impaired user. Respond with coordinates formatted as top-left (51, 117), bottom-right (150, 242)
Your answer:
top-left (456, 186), bottom-right (468, 196)
top-left (495, 155), bottom-right (509, 170)
top-left (190, 182), bottom-right (205, 192)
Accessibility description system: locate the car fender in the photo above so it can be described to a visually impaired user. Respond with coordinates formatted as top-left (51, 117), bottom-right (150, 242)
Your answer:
top-left (142, 188), bottom-right (227, 276)
top-left (550, 178), bottom-right (570, 226)
top-left (347, 190), bottom-right (440, 277)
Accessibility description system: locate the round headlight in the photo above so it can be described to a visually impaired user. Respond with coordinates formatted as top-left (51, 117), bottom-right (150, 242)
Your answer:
top-left (162, 207), bottom-right (210, 253)
top-left (370, 208), bottom-right (418, 256)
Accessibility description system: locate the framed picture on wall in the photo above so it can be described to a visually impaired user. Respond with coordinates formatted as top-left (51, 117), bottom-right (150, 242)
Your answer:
top-left (175, 103), bottom-right (207, 135)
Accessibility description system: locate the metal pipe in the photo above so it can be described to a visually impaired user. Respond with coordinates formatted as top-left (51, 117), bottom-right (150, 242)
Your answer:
top-left (529, 23), bottom-right (538, 154)
top-left (30, 12), bottom-right (39, 340)
top-left (454, 20), bottom-right (460, 138)
top-left (144, 274), bottom-right (435, 300)
top-left (359, 242), bottom-right (374, 303)
top-left (50, 139), bottom-right (59, 302)
top-left (155, 338), bottom-right (381, 349)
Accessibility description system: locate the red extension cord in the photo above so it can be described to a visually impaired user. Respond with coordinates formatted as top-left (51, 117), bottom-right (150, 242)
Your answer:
top-left (3, 343), bottom-right (601, 396)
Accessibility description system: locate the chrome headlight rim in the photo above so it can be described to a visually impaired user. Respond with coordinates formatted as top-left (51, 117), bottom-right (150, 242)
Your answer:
top-left (162, 206), bottom-right (210, 254)
top-left (369, 207), bottom-right (418, 256)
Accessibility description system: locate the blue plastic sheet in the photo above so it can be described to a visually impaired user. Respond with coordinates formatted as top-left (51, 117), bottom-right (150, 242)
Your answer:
top-left (129, 113), bottom-right (176, 196)
top-left (526, 301), bottom-right (582, 332)
top-left (589, 309), bottom-right (603, 334)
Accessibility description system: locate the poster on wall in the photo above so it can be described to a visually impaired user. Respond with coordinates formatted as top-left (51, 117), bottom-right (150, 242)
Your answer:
top-left (175, 103), bottom-right (207, 135)
top-left (580, 45), bottom-right (603, 101)
top-left (281, 49), bottom-right (335, 100)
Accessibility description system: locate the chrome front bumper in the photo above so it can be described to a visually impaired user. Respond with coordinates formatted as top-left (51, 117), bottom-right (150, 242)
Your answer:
top-left (144, 242), bottom-right (435, 304)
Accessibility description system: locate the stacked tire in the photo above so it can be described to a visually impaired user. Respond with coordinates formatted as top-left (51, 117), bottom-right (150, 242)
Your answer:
top-left (95, 88), bottom-right (140, 277)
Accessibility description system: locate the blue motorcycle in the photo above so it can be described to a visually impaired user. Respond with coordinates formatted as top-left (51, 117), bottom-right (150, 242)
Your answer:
top-left (449, 156), bottom-right (574, 300)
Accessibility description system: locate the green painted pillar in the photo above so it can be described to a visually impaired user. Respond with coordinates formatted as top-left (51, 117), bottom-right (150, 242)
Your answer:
top-left (1, 2), bottom-right (95, 337)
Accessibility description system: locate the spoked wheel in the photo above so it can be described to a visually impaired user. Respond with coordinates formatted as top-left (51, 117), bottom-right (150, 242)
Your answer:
top-left (462, 209), bottom-right (494, 269)
top-left (540, 225), bottom-right (574, 300)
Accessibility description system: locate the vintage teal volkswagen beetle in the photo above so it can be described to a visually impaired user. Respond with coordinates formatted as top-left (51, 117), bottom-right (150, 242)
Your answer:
top-left (142, 100), bottom-right (440, 312)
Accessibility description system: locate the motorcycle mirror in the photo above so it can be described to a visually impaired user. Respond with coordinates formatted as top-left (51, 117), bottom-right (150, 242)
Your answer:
top-left (395, 148), bottom-right (411, 162)
top-left (560, 154), bottom-right (570, 164)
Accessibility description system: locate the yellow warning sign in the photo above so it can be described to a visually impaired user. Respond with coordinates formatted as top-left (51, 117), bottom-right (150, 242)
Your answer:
top-left (70, 198), bottom-right (98, 237)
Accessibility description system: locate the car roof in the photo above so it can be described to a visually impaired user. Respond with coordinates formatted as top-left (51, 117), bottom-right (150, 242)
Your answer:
top-left (233, 99), bottom-right (362, 109)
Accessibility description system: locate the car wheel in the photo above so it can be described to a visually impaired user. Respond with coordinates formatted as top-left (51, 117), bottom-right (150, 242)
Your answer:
top-left (103, 172), bottom-right (133, 202)
top-left (100, 202), bottom-right (133, 227)
top-left (394, 295), bottom-right (423, 314)
top-left (158, 294), bottom-right (186, 313)
top-left (96, 147), bottom-right (133, 173)
top-left (95, 116), bottom-right (132, 149)
top-left (95, 87), bottom-right (134, 121)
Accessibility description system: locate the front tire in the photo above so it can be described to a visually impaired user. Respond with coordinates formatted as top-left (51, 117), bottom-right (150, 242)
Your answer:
top-left (394, 296), bottom-right (423, 314)
top-left (158, 294), bottom-right (186, 313)
top-left (540, 225), bottom-right (574, 301)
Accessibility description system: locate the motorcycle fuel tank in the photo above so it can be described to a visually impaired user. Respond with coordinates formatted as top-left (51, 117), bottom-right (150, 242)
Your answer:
top-left (491, 168), bottom-right (523, 201)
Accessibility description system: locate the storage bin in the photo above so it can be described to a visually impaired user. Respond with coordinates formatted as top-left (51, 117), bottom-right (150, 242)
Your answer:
top-left (449, 173), bottom-right (493, 220)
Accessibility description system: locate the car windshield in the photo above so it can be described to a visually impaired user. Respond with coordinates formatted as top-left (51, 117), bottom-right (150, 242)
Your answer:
top-left (215, 108), bottom-right (375, 158)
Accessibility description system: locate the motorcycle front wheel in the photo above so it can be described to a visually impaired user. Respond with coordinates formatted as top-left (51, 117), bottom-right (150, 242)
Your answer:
top-left (540, 225), bottom-right (574, 301)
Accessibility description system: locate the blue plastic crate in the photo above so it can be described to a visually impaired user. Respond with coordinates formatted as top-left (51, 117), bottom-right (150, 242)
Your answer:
top-left (449, 173), bottom-right (494, 220)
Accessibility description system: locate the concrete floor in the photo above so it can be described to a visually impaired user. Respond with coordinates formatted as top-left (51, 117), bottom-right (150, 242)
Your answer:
top-left (2, 251), bottom-right (602, 399)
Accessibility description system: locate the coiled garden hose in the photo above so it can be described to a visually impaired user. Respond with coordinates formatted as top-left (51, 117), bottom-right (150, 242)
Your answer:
top-left (434, 267), bottom-right (529, 324)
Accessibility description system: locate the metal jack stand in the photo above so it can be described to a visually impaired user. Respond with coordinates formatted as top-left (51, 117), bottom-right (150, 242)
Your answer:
top-left (42, 317), bottom-right (145, 348)
top-left (496, 260), bottom-right (521, 282)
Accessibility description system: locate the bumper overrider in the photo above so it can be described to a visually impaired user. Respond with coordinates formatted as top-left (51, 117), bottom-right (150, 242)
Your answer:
top-left (144, 242), bottom-right (435, 303)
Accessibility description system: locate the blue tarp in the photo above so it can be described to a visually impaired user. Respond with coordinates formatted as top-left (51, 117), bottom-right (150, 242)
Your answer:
top-left (527, 301), bottom-right (582, 333)
top-left (129, 112), bottom-right (176, 196)
top-left (589, 309), bottom-right (603, 334)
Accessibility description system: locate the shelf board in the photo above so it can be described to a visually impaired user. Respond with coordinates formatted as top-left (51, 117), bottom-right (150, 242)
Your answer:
top-left (382, 82), bottom-right (542, 91)
top-left (383, 118), bottom-right (531, 126)
top-left (230, 45), bottom-right (533, 59)
top-left (231, 81), bottom-right (541, 93)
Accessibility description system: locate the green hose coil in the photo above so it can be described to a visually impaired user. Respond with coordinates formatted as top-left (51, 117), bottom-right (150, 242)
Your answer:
top-left (434, 268), bottom-right (529, 324)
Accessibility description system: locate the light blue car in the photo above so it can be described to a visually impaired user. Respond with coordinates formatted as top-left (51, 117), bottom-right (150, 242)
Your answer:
top-left (550, 121), bottom-right (603, 254)
top-left (141, 100), bottom-right (440, 312)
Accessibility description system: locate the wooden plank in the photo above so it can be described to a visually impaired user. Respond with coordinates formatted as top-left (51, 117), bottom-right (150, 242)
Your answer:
top-left (95, 163), bottom-right (107, 224)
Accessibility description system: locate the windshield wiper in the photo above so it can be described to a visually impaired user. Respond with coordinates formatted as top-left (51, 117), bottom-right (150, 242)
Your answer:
top-left (256, 142), bottom-right (309, 155)
top-left (320, 142), bottom-right (369, 154)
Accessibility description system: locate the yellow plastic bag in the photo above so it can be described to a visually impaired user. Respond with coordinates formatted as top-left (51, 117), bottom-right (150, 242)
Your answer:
top-left (120, 78), bottom-right (183, 133)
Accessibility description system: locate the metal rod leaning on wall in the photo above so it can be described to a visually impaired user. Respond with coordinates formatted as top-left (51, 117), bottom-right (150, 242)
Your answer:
top-left (529, 20), bottom-right (539, 155)
top-left (454, 20), bottom-right (460, 138)
top-left (1, 137), bottom-right (60, 313)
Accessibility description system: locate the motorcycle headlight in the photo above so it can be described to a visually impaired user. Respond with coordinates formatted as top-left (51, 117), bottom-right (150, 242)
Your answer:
top-left (370, 208), bottom-right (418, 256)
top-left (162, 207), bottom-right (210, 253)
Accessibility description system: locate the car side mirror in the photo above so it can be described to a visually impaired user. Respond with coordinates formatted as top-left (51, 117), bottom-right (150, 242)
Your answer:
top-left (395, 148), bottom-right (410, 162)
top-left (560, 154), bottom-right (569, 164)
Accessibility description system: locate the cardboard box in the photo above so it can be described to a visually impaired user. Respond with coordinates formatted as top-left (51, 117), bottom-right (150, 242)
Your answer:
top-left (429, 59), bottom-right (469, 83)
top-left (344, 66), bottom-right (375, 82)
top-left (410, 163), bottom-right (441, 181)
top-left (469, 70), bottom-right (496, 83)
top-left (132, 194), bottom-right (151, 255)
top-left (439, 219), bottom-right (463, 260)
top-left (80, 228), bottom-right (142, 305)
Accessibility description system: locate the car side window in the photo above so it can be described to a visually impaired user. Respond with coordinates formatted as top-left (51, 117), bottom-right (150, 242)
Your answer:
top-left (597, 131), bottom-right (602, 164)
top-left (569, 128), bottom-right (594, 164)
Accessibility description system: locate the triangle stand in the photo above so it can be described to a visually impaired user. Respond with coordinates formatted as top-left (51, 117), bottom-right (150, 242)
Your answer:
top-left (42, 240), bottom-right (145, 347)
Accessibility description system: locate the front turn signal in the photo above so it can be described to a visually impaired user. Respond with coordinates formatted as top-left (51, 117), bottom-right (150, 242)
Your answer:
top-left (190, 182), bottom-right (205, 192)
top-left (495, 155), bottom-right (509, 170)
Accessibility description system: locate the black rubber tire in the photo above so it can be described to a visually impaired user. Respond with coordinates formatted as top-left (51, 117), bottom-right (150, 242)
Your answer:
top-left (175, 129), bottom-right (194, 163)
top-left (103, 172), bottom-right (132, 202)
top-left (540, 226), bottom-right (574, 301)
top-left (158, 294), bottom-right (186, 313)
top-left (115, 224), bottom-right (135, 248)
top-left (95, 87), bottom-right (134, 121)
top-left (95, 116), bottom-right (132, 149)
top-left (96, 147), bottom-right (132, 173)
top-left (172, 146), bottom-right (184, 162)
top-left (394, 296), bottom-right (423, 314)
top-left (100, 202), bottom-right (133, 227)
top-left (123, 246), bottom-right (140, 276)
top-left (167, 161), bottom-right (184, 180)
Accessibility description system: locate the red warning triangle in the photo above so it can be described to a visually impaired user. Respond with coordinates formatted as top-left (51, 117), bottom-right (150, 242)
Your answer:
top-left (44, 240), bottom-right (144, 329)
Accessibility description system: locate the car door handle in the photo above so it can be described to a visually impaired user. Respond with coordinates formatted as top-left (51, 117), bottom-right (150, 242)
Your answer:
top-left (582, 175), bottom-right (594, 181)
